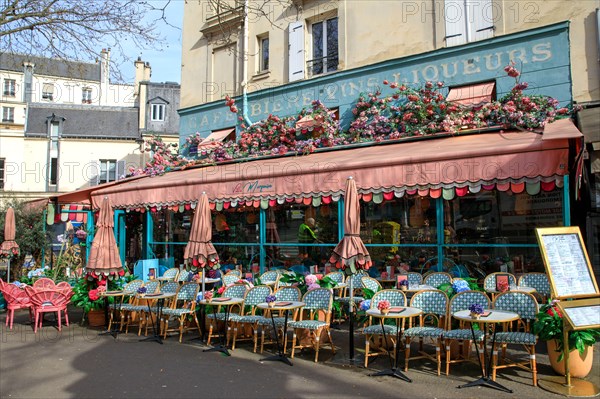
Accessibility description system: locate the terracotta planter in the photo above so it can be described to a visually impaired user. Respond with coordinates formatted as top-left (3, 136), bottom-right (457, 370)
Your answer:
top-left (87, 309), bottom-right (106, 327)
top-left (546, 339), bottom-right (594, 378)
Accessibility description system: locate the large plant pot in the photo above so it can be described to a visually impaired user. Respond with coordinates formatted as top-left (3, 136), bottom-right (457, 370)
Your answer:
top-left (547, 339), bottom-right (594, 378)
top-left (87, 309), bottom-right (106, 327)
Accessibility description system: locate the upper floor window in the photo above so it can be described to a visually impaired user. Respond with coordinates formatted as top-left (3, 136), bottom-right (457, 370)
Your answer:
top-left (2, 107), bottom-right (14, 123)
top-left (444, 0), bottom-right (494, 47)
top-left (0, 158), bottom-right (5, 190)
top-left (309, 17), bottom-right (338, 77)
top-left (82, 88), bottom-right (92, 104)
top-left (258, 35), bottom-right (269, 72)
top-left (42, 83), bottom-right (54, 101)
top-left (3, 79), bottom-right (15, 97)
top-left (99, 159), bottom-right (117, 183)
top-left (151, 103), bottom-right (166, 121)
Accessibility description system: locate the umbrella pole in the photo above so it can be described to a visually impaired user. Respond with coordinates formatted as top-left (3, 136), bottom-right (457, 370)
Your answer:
top-left (6, 258), bottom-right (10, 283)
top-left (202, 269), bottom-right (206, 297)
top-left (349, 275), bottom-right (354, 360)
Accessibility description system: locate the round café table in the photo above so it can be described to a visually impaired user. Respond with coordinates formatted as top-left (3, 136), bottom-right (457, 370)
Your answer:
top-left (257, 301), bottom-right (305, 366)
top-left (138, 292), bottom-right (176, 344)
top-left (366, 306), bottom-right (423, 382)
top-left (200, 297), bottom-right (244, 356)
top-left (453, 309), bottom-right (520, 393)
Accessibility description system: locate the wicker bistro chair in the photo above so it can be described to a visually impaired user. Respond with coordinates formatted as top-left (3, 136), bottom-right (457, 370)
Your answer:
top-left (362, 289), bottom-right (407, 368)
top-left (483, 272), bottom-right (517, 301)
top-left (518, 272), bottom-right (550, 303)
top-left (361, 276), bottom-right (382, 294)
top-left (257, 286), bottom-right (302, 354)
top-left (205, 284), bottom-right (249, 346)
top-left (258, 271), bottom-right (279, 289)
top-left (161, 268), bottom-right (180, 281)
top-left (177, 269), bottom-right (191, 284)
top-left (107, 279), bottom-right (144, 331)
top-left (120, 280), bottom-right (160, 335)
top-left (404, 289), bottom-right (449, 375)
top-left (288, 288), bottom-right (335, 362)
top-left (338, 271), bottom-right (368, 307)
top-left (423, 272), bottom-right (453, 289)
top-left (491, 291), bottom-right (539, 386)
top-left (225, 269), bottom-right (242, 278)
top-left (325, 271), bottom-right (344, 285)
top-left (141, 281), bottom-right (177, 336)
top-left (222, 273), bottom-right (240, 287)
top-left (161, 282), bottom-right (201, 342)
top-left (441, 290), bottom-right (491, 376)
top-left (230, 285), bottom-right (272, 350)
top-left (2, 284), bottom-right (33, 329)
top-left (407, 272), bottom-right (423, 287)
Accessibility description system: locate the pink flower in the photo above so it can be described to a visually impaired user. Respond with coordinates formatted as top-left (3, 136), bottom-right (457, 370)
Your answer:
top-left (307, 283), bottom-right (320, 291)
top-left (305, 274), bottom-right (318, 285)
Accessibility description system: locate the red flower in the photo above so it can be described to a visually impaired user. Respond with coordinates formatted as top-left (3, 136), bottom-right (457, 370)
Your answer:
top-left (383, 80), bottom-right (389, 85)
top-left (118, 269), bottom-right (125, 276)
top-left (217, 286), bottom-right (226, 295)
top-left (88, 289), bottom-right (100, 301)
top-left (547, 306), bottom-right (563, 318)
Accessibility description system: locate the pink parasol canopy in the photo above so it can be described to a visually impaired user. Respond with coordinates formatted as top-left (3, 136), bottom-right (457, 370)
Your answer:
top-left (184, 193), bottom-right (219, 270)
top-left (329, 177), bottom-right (372, 274)
top-left (1, 207), bottom-right (20, 258)
top-left (87, 197), bottom-right (123, 277)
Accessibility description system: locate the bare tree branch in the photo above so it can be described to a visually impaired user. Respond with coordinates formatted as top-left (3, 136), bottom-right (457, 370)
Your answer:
top-left (0, 0), bottom-right (178, 81)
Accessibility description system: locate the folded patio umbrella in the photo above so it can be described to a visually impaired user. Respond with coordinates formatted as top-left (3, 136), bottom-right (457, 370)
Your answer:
top-left (87, 197), bottom-right (123, 277)
top-left (1, 207), bottom-right (20, 283)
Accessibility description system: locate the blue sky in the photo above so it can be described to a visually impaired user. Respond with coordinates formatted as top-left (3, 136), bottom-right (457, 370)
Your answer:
top-left (121, 0), bottom-right (184, 84)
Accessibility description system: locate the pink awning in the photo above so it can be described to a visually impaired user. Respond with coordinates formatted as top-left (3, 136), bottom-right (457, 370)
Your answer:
top-left (90, 129), bottom-right (576, 209)
top-left (198, 128), bottom-right (235, 148)
top-left (447, 82), bottom-right (495, 106)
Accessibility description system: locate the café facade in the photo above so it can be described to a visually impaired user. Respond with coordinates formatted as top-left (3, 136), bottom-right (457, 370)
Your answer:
top-left (48, 23), bottom-right (584, 277)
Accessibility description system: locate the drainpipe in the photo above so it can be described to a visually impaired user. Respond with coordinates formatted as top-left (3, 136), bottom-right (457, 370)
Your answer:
top-left (241, 0), bottom-right (252, 127)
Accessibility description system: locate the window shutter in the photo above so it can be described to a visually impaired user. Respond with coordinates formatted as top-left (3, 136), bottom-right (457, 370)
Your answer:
top-left (469, 0), bottom-right (494, 42)
top-left (116, 160), bottom-right (126, 181)
top-left (89, 161), bottom-right (100, 186)
top-left (288, 21), bottom-right (305, 82)
top-left (444, 0), bottom-right (467, 46)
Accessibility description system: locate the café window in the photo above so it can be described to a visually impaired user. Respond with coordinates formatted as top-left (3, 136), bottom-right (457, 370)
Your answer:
top-left (3, 79), bottom-right (15, 97)
top-left (99, 159), bottom-right (117, 183)
top-left (82, 87), bottom-right (92, 103)
top-left (258, 35), bottom-right (269, 72)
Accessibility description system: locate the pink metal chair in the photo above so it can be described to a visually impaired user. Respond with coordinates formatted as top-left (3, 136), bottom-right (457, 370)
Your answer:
top-left (2, 284), bottom-right (33, 329)
top-left (25, 286), bottom-right (70, 333)
top-left (56, 282), bottom-right (73, 299)
top-left (33, 278), bottom-right (56, 290)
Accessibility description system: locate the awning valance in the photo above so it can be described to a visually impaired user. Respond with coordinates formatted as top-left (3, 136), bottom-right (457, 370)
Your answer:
top-left (90, 125), bottom-right (580, 210)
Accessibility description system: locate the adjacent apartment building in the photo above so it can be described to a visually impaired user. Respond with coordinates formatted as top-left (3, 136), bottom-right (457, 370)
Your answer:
top-left (0, 50), bottom-right (180, 202)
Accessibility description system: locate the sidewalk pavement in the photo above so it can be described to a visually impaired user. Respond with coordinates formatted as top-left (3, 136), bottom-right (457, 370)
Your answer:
top-left (1, 308), bottom-right (598, 399)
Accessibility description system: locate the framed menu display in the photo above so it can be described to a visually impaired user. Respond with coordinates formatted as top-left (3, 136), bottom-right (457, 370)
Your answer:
top-left (535, 227), bottom-right (599, 299)
top-left (558, 298), bottom-right (600, 330)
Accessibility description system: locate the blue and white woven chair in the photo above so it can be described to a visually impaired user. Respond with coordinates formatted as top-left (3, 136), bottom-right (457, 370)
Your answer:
top-left (230, 285), bottom-right (272, 350)
top-left (205, 283), bottom-right (248, 346)
top-left (161, 282), bottom-right (200, 342)
top-left (442, 290), bottom-right (491, 376)
top-left (407, 272), bottom-right (423, 287)
top-left (225, 269), bottom-right (242, 278)
top-left (362, 289), bottom-right (407, 368)
top-left (361, 276), bottom-right (382, 294)
top-left (161, 268), bottom-right (179, 281)
top-left (107, 279), bottom-right (144, 332)
top-left (483, 272), bottom-right (517, 300)
top-left (518, 272), bottom-right (550, 303)
top-left (404, 289), bottom-right (448, 375)
top-left (491, 291), bottom-right (539, 386)
top-left (423, 272), bottom-right (452, 289)
top-left (177, 269), bottom-right (191, 284)
top-left (257, 286), bottom-right (302, 354)
top-left (259, 271), bottom-right (279, 289)
top-left (289, 288), bottom-right (335, 362)
top-left (131, 280), bottom-right (161, 335)
top-left (222, 273), bottom-right (240, 287)
top-left (325, 271), bottom-right (344, 285)
top-left (338, 271), bottom-right (368, 305)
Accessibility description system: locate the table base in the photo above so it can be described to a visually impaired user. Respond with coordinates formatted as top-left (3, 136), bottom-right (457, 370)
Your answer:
top-left (260, 353), bottom-right (292, 366)
top-left (98, 329), bottom-right (123, 339)
top-left (458, 376), bottom-right (512, 393)
top-left (370, 367), bottom-right (412, 382)
top-left (204, 345), bottom-right (230, 356)
top-left (538, 376), bottom-right (600, 397)
top-left (139, 334), bottom-right (164, 344)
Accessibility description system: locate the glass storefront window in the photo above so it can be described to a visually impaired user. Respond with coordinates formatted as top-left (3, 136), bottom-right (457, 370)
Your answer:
top-left (360, 196), bottom-right (437, 245)
top-left (444, 190), bottom-right (563, 245)
top-left (211, 206), bottom-right (259, 244)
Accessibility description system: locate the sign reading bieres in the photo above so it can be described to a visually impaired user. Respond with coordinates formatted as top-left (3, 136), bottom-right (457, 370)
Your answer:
top-left (180, 24), bottom-right (570, 137)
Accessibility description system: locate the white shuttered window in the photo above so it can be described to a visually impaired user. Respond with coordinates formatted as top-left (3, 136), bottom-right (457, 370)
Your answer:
top-left (288, 21), bottom-right (305, 82)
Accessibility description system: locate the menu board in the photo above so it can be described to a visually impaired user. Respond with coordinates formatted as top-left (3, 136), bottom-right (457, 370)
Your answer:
top-left (563, 306), bottom-right (600, 328)
top-left (536, 227), bottom-right (599, 299)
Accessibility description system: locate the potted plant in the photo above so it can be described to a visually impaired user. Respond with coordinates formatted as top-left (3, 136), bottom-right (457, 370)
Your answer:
top-left (399, 279), bottom-right (409, 291)
top-left (377, 300), bottom-right (391, 315)
top-left (71, 275), bottom-right (129, 327)
top-left (533, 299), bottom-right (600, 377)
top-left (469, 303), bottom-right (485, 319)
